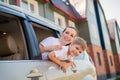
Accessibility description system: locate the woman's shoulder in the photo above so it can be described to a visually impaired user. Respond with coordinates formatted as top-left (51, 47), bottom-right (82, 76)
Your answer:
top-left (40, 36), bottom-right (60, 45)
top-left (46, 36), bottom-right (58, 40)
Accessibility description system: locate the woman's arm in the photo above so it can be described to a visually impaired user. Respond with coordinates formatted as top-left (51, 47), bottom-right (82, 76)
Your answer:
top-left (39, 44), bottom-right (53, 53)
top-left (39, 44), bottom-right (62, 53)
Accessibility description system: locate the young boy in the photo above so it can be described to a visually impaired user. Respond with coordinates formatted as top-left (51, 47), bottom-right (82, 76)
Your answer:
top-left (48, 37), bottom-right (87, 72)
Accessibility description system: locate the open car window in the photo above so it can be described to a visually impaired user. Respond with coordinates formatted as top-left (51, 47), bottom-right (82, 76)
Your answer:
top-left (31, 22), bottom-right (59, 59)
top-left (31, 22), bottom-right (58, 43)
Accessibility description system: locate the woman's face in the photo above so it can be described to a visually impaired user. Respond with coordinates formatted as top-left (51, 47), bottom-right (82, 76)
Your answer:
top-left (61, 27), bottom-right (77, 45)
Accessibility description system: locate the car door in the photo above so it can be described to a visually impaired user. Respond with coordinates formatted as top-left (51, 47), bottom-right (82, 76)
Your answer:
top-left (0, 8), bottom-right (42, 80)
top-left (0, 5), bottom-right (68, 80)
top-left (43, 52), bottom-right (97, 80)
top-left (29, 18), bottom-right (71, 80)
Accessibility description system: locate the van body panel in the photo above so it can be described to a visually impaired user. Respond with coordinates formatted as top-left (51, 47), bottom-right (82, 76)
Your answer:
top-left (0, 2), bottom-right (97, 80)
top-left (0, 59), bottom-right (96, 80)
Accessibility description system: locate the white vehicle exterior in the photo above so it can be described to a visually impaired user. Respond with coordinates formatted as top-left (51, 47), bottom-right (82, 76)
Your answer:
top-left (0, 2), bottom-right (97, 80)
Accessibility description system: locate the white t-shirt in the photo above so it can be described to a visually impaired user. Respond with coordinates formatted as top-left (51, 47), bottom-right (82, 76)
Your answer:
top-left (54, 46), bottom-right (73, 61)
top-left (40, 37), bottom-right (60, 60)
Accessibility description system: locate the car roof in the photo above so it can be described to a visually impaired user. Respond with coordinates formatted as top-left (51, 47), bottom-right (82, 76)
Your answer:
top-left (0, 2), bottom-right (63, 32)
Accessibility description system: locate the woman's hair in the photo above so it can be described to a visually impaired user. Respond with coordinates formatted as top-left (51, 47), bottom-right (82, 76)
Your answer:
top-left (62, 27), bottom-right (78, 36)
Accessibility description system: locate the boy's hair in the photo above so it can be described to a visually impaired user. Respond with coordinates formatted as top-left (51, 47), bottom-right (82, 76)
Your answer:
top-left (72, 37), bottom-right (87, 50)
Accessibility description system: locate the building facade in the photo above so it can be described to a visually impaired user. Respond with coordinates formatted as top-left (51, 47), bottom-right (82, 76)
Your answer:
top-left (107, 19), bottom-right (120, 75)
top-left (0, 0), bottom-right (120, 80)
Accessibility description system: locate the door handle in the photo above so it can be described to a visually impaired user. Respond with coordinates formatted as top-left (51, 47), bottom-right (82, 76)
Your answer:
top-left (27, 68), bottom-right (43, 78)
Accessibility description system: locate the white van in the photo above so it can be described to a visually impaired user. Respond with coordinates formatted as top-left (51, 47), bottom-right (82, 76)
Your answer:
top-left (0, 2), bottom-right (97, 80)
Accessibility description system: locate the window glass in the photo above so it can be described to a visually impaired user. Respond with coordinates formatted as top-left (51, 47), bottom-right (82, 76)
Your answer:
top-left (109, 56), bottom-right (113, 66)
top-left (97, 52), bottom-right (102, 66)
top-left (54, 12), bottom-right (66, 28)
top-left (98, 3), bottom-right (111, 50)
top-left (20, 0), bottom-right (38, 15)
top-left (0, 0), bottom-right (7, 3)
top-left (30, 3), bottom-right (34, 13)
top-left (87, 0), bottom-right (101, 46)
top-left (58, 18), bottom-right (62, 26)
top-left (0, 12), bottom-right (28, 60)
top-left (68, 20), bottom-right (75, 27)
top-left (0, 0), bottom-right (4, 2)
top-left (38, 2), bottom-right (45, 17)
top-left (22, 0), bottom-right (29, 10)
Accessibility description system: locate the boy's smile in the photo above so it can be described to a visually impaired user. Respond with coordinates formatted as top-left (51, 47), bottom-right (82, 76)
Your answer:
top-left (68, 44), bottom-right (83, 57)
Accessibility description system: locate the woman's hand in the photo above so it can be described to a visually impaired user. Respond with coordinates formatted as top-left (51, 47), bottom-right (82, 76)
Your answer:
top-left (53, 45), bottom-right (62, 50)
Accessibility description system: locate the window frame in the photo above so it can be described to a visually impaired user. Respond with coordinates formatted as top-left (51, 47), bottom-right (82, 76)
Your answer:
top-left (97, 52), bottom-right (102, 66)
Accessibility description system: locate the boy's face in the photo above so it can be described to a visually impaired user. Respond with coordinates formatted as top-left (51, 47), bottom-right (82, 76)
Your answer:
top-left (68, 44), bottom-right (83, 57)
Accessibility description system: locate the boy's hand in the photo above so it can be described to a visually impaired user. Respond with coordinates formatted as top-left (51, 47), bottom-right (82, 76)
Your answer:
top-left (60, 62), bottom-right (68, 72)
top-left (60, 62), bottom-right (73, 73)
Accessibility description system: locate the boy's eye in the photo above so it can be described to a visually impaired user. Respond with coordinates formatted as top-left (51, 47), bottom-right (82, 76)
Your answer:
top-left (65, 31), bottom-right (69, 34)
top-left (79, 51), bottom-right (81, 54)
top-left (75, 46), bottom-right (82, 53)
top-left (76, 47), bottom-right (79, 50)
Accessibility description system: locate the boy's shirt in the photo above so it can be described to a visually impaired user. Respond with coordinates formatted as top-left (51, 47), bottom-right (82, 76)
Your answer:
top-left (40, 37), bottom-right (60, 60)
top-left (54, 46), bottom-right (73, 61)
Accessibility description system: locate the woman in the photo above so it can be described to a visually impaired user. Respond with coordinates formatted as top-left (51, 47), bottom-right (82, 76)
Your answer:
top-left (39, 27), bottom-right (78, 60)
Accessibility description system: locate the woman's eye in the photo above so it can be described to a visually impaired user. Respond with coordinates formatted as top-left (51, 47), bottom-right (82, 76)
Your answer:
top-left (71, 35), bottom-right (73, 37)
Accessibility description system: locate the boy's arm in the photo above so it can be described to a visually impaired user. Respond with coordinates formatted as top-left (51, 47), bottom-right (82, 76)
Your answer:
top-left (48, 52), bottom-right (74, 72)
top-left (48, 51), bottom-right (63, 66)
top-left (65, 61), bottom-right (74, 67)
